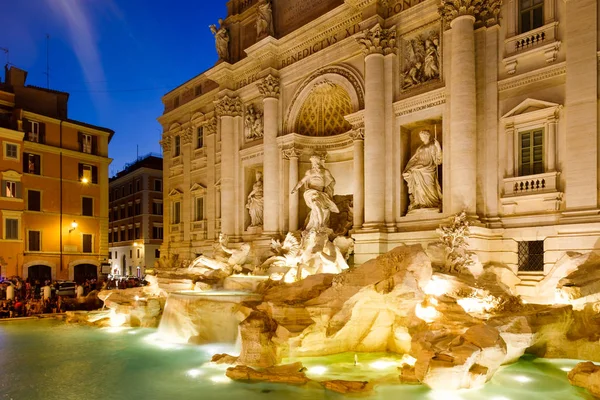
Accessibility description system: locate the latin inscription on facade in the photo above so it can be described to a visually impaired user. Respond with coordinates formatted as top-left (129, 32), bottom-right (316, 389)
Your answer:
top-left (386, 0), bottom-right (427, 17)
top-left (274, 0), bottom-right (343, 38)
top-left (280, 23), bottom-right (361, 68)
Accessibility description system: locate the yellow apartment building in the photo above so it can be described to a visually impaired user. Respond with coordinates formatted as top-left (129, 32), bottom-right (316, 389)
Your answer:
top-left (0, 66), bottom-right (113, 283)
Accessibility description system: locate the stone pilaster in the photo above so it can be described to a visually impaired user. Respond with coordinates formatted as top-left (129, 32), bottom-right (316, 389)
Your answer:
top-left (182, 127), bottom-right (193, 249)
top-left (439, 3), bottom-right (481, 215)
top-left (546, 112), bottom-right (559, 172)
top-left (356, 24), bottom-right (396, 229)
top-left (159, 137), bottom-right (171, 255)
top-left (349, 128), bottom-right (365, 229)
top-left (564, 0), bottom-right (598, 210)
top-left (283, 147), bottom-right (301, 232)
top-left (215, 96), bottom-right (242, 236)
top-left (257, 74), bottom-right (281, 235)
top-left (204, 118), bottom-right (217, 239)
top-left (505, 123), bottom-right (515, 177)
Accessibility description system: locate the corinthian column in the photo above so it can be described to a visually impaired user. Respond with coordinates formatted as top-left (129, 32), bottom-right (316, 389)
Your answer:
top-left (349, 127), bottom-right (365, 229)
top-left (356, 24), bottom-right (396, 229)
top-left (181, 127), bottom-right (193, 246)
top-left (283, 147), bottom-right (301, 231)
top-left (214, 95), bottom-right (242, 236)
top-left (257, 75), bottom-right (280, 235)
top-left (440, 0), bottom-right (501, 214)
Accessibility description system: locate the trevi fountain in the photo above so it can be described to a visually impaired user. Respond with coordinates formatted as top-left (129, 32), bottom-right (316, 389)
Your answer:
top-left (50, 153), bottom-right (600, 399)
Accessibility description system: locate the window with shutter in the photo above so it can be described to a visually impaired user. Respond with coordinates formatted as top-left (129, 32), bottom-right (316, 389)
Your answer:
top-left (5, 219), bottom-right (18, 240)
top-left (82, 234), bottom-right (93, 253)
top-left (24, 153), bottom-right (41, 175)
top-left (28, 190), bottom-right (41, 211)
top-left (79, 164), bottom-right (93, 183)
top-left (5, 181), bottom-right (17, 198)
top-left (519, 129), bottom-right (544, 176)
top-left (28, 231), bottom-right (41, 251)
top-left (82, 197), bottom-right (93, 216)
top-left (81, 133), bottom-right (92, 154)
top-left (29, 121), bottom-right (40, 142)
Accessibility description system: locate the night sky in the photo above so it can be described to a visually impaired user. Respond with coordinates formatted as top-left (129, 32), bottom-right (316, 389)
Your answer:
top-left (0, 0), bottom-right (226, 176)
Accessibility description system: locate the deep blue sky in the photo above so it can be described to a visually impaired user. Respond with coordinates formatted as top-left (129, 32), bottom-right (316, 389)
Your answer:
top-left (0, 0), bottom-right (226, 176)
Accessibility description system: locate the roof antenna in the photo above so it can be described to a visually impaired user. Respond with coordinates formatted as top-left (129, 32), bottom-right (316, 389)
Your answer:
top-left (44, 34), bottom-right (50, 89)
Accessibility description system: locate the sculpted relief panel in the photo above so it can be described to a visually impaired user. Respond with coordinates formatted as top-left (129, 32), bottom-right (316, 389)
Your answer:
top-left (401, 26), bottom-right (441, 91)
top-left (244, 105), bottom-right (264, 141)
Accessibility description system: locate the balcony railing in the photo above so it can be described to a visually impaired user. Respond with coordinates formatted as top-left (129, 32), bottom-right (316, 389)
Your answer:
top-left (503, 171), bottom-right (559, 197)
top-left (505, 22), bottom-right (558, 57)
top-left (191, 220), bottom-right (207, 232)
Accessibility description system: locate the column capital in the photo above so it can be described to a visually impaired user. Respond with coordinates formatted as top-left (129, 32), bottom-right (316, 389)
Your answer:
top-left (283, 146), bottom-right (302, 160)
top-left (439, 0), bottom-right (501, 28)
top-left (204, 117), bottom-right (218, 136)
top-left (159, 137), bottom-right (171, 152)
top-left (257, 74), bottom-right (280, 99)
top-left (214, 95), bottom-right (243, 117)
top-left (356, 24), bottom-right (397, 56)
top-left (348, 127), bottom-right (365, 141)
top-left (181, 127), bottom-right (193, 145)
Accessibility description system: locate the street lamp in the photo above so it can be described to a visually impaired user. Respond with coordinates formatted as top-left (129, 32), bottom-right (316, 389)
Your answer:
top-left (69, 220), bottom-right (78, 233)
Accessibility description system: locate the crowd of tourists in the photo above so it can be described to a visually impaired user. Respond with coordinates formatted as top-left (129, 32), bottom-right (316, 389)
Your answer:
top-left (0, 276), bottom-right (100, 318)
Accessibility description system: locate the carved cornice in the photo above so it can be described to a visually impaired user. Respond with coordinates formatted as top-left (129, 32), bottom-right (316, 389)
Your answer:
top-left (182, 127), bottom-right (193, 145)
top-left (394, 88), bottom-right (446, 116)
top-left (204, 117), bottom-right (217, 136)
top-left (356, 24), bottom-right (397, 56)
top-left (214, 95), bottom-right (243, 117)
top-left (439, 0), bottom-right (502, 28)
top-left (257, 74), bottom-right (280, 98)
top-left (497, 62), bottom-right (566, 92)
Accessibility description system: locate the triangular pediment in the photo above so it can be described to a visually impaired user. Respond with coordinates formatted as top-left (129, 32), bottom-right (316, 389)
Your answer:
top-left (190, 183), bottom-right (207, 193)
top-left (168, 188), bottom-right (183, 197)
top-left (502, 98), bottom-right (561, 119)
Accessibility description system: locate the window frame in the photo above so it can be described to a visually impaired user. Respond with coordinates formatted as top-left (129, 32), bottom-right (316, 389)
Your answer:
top-left (197, 126), bottom-right (204, 149)
top-left (154, 179), bottom-right (162, 192)
top-left (172, 201), bottom-right (181, 224)
top-left (4, 217), bottom-right (20, 240)
top-left (5, 180), bottom-right (17, 198)
top-left (173, 136), bottom-right (181, 157)
top-left (518, 240), bottom-right (545, 272)
top-left (3, 142), bottom-right (20, 161)
top-left (29, 121), bottom-right (40, 143)
top-left (81, 133), bottom-right (93, 154)
top-left (519, 0), bottom-right (544, 34)
top-left (195, 196), bottom-right (205, 222)
top-left (518, 128), bottom-right (544, 177)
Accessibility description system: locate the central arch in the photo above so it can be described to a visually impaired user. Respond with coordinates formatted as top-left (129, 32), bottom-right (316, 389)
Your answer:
top-left (285, 65), bottom-right (364, 135)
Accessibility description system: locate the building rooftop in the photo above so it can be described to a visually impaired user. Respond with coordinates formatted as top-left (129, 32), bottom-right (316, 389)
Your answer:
top-left (110, 153), bottom-right (163, 182)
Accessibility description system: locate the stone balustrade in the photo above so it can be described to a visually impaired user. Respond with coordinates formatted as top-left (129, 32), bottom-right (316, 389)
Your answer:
top-left (504, 22), bottom-right (558, 56)
top-left (503, 171), bottom-right (559, 196)
top-left (191, 220), bottom-right (207, 232)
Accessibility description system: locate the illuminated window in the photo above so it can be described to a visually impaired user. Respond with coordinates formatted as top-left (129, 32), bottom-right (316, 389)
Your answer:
top-left (519, 129), bottom-right (544, 176)
top-left (5, 181), bottom-right (17, 198)
top-left (29, 121), bottom-right (40, 142)
top-left (81, 133), bottom-right (93, 154)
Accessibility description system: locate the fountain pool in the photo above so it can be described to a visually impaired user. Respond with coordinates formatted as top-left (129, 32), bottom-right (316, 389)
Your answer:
top-left (0, 319), bottom-right (594, 400)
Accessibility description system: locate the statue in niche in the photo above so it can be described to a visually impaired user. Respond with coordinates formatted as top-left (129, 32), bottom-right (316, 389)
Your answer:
top-left (246, 171), bottom-right (264, 227)
top-left (402, 32), bottom-right (440, 90)
top-left (291, 155), bottom-right (339, 231)
top-left (256, 0), bottom-right (274, 38)
top-left (403, 130), bottom-right (443, 213)
top-left (209, 19), bottom-right (229, 62)
top-left (244, 105), bottom-right (264, 140)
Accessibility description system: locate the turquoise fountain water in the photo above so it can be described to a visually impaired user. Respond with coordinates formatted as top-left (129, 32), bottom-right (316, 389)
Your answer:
top-left (0, 319), bottom-right (594, 400)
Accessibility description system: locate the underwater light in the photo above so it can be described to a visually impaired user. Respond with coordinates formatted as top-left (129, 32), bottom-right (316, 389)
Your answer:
top-left (513, 375), bottom-right (532, 383)
top-left (186, 369), bottom-right (203, 378)
top-left (210, 375), bottom-right (231, 384)
top-left (308, 366), bottom-right (328, 375)
top-left (370, 360), bottom-right (397, 370)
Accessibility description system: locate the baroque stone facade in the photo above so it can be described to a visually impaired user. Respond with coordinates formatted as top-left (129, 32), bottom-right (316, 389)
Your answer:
top-left (159, 0), bottom-right (600, 300)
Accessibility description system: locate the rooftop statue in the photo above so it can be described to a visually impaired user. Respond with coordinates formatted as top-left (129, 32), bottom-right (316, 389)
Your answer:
top-left (209, 18), bottom-right (229, 62)
top-left (256, 0), bottom-right (274, 38)
top-left (291, 155), bottom-right (339, 231)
